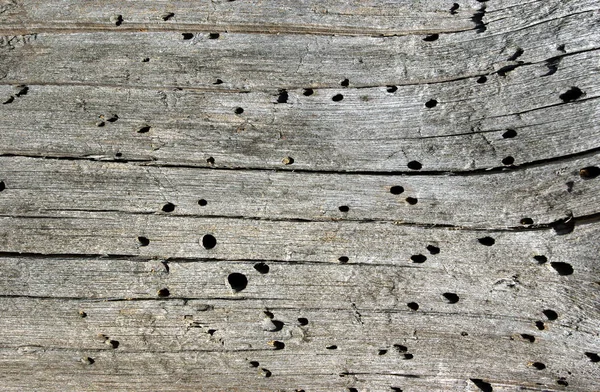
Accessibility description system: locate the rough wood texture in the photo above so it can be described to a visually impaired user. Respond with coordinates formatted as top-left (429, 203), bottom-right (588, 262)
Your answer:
top-left (1, 0), bottom-right (599, 391)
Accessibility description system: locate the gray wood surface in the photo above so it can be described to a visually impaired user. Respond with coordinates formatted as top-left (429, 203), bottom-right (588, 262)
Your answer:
top-left (0, 0), bottom-right (599, 391)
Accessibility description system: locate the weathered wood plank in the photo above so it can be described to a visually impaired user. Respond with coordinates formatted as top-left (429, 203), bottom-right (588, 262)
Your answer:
top-left (0, 50), bottom-right (597, 172)
top-left (0, 155), bottom-right (598, 228)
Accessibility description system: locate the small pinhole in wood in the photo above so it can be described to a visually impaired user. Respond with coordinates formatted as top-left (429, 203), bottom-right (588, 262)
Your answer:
top-left (407, 160), bottom-right (422, 170)
top-left (261, 368), bottom-right (272, 378)
top-left (542, 309), bottom-right (558, 320)
top-left (326, 345), bottom-right (338, 350)
top-left (406, 197), bottom-right (418, 205)
top-left (403, 353), bottom-right (414, 360)
top-left (96, 121), bottom-right (105, 127)
top-left (502, 156), bottom-right (515, 165)
top-left (81, 357), bottom-right (95, 365)
top-left (198, 199), bottom-right (208, 206)
top-left (425, 99), bottom-right (437, 108)
top-left (585, 352), bottom-right (600, 362)
top-left (332, 94), bottom-right (344, 102)
top-left (443, 292), bottom-right (459, 303)
top-left (461, 331), bottom-right (469, 336)
top-left (138, 236), bottom-right (150, 246)
top-left (387, 85), bottom-right (398, 93)
top-left (391, 388), bottom-right (403, 392)
top-left (338, 256), bottom-right (349, 264)
top-left (2, 96), bottom-right (14, 105)
top-left (208, 33), bottom-right (220, 39)
top-left (157, 288), bottom-right (170, 297)
top-left (557, 378), bottom-right (568, 387)
top-left (182, 33), bottom-right (194, 40)
top-left (521, 334), bottom-right (535, 343)
top-left (207, 329), bottom-right (216, 336)
top-left (110, 15), bottom-right (123, 26)
top-left (264, 311), bottom-right (274, 319)
top-left (478, 236), bottom-right (495, 246)
top-left (202, 234), bottom-right (217, 249)
top-left (411, 254), bottom-right (427, 263)
top-left (0, 181), bottom-right (5, 192)
top-left (282, 156), bottom-right (294, 165)
top-left (559, 86), bottom-right (584, 102)
top-left (303, 88), bottom-right (314, 96)
top-left (407, 302), bottom-right (419, 311)
top-left (378, 349), bottom-right (388, 355)
top-left (579, 166), bottom-right (600, 179)
top-left (234, 107), bottom-right (244, 114)
top-left (338, 205), bottom-right (350, 212)
top-left (426, 245), bottom-right (440, 255)
top-left (502, 129), bottom-right (517, 138)
top-left (228, 273), bottom-right (248, 291)
top-left (550, 262), bottom-right (573, 276)
top-left (106, 339), bottom-right (120, 349)
top-left (161, 12), bottom-right (175, 21)
top-left (533, 255), bottom-right (547, 264)
top-left (450, 3), bottom-right (459, 14)
top-left (470, 379), bottom-right (492, 392)
top-left (424, 34), bottom-right (439, 41)
top-left (277, 89), bottom-right (289, 103)
top-left (214, 79), bottom-right (223, 84)
top-left (142, 58), bottom-right (150, 62)
top-left (206, 156), bottom-right (215, 165)
top-left (78, 310), bottom-right (87, 318)
top-left (390, 185), bottom-right (404, 195)
top-left (520, 218), bottom-right (533, 225)
top-left (535, 321), bottom-right (545, 330)
top-left (298, 317), bottom-right (309, 326)
top-left (531, 362), bottom-right (546, 370)
top-left (476, 75), bottom-right (487, 84)
top-left (249, 361), bottom-right (260, 367)
top-left (340, 79), bottom-right (350, 87)
top-left (507, 48), bottom-right (524, 61)
top-left (138, 126), bottom-right (151, 133)
top-left (393, 344), bottom-right (408, 352)
top-left (348, 389), bottom-right (358, 392)
top-left (115, 152), bottom-right (123, 158)
top-left (270, 340), bottom-right (285, 350)
top-left (161, 202), bottom-right (175, 213)
top-left (254, 262), bottom-right (269, 274)
top-left (106, 114), bottom-right (119, 123)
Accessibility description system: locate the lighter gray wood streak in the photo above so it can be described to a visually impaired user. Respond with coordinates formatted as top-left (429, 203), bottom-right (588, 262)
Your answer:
top-left (0, 52), bottom-right (598, 172)
top-left (0, 155), bottom-right (597, 228)
top-left (1, 9), bottom-right (598, 90)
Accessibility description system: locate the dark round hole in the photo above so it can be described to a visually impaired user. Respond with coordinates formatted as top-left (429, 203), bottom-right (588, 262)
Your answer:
top-left (579, 166), bottom-right (600, 179)
top-left (557, 379), bottom-right (568, 387)
top-left (478, 236), bottom-right (495, 246)
top-left (206, 157), bottom-right (215, 164)
top-left (162, 202), bottom-right (175, 213)
top-left (502, 156), bottom-right (515, 165)
top-left (208, 33), bottom-right (220, 39)
top-left (585, 352), bottom-right (600, 362)
top-left (390, 185), bottom-right (404, 195)
top-left (477, 75), bottom-right (488, 84)
top-left (107, 340), bottom-right (120, 349)
top-left (157, 288), bottom-right (170, 297)
top-left (550, 262), bottom-right (573, 276)
top-left (378, 349), bottom-right (388, 355)
top-left (202, 234), bottom-right (217, 249)
top-left (542, 309), bottom-right (558, 320)
top-left (182, 33), bottom-right (193, 40)
top-left (411, 254), bottom-right (427, 263)
top-left (138, 126), bottom-right (151, 133)
top-left (443, 292), bottom-right (459, 303)
top-left (234, 107), bottom-right (244, 114)
top-left (403, 353), bottom-right (414, 360)
top-left (425, 99), bottom-right (438, 108)
top-left (338, 256), bottom-right (349, 263)
top-left (533, 255), bottom-right (547, 264)
top-left (535, 321), bottom-right (545, 330)
top-left (0, 181), bottom-right (5, 192)
top-left (332, 94), bottom-right (344, 102)
top-left (303, 88), bottom-right (314, 96)
top-left (407, 160), bottom-right (422, 170)
top-left (340, 79), bottom-right (349, 87)
top-left (249, 361), bottom-right (260, 368)
top-left (520, 217), bottom-right (533, 225)
top-left (298, 317), bottom-right (309, 326)
top-left (406, 197), bottom-right (418, 205)
top-left (426, 245), bottom-right (440, 255)
top-left (277, 89), bottom-right (289, 103)
top-left (387, 85), bottom-right (398, 93)
top-left (198, 199), bottom-right (208, 206)
top-left (271, 341), bottom-right (285, 350)
top-left (338, 205), bottom-right (350, 212)
top-left (326, 345), bottom-right (337, 350)
top-left (213, 79), bottom-right (223, 84)
top-left (254, 262), bottom-right (270, 274)
top-left (407, 302), bottom-right (419, 311)
top-left (138, 236), bottom-right (150, 246)
top-left (532, 362), bottom-right (546, 370)
top-left (228, 273), bottom-right (248, 291)
top-left (502, 129), bottom-right (517, 138)
top-left (423, 34), bottom-right (439, 42)
top-left (115, 152), bottom-right (123, 158)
